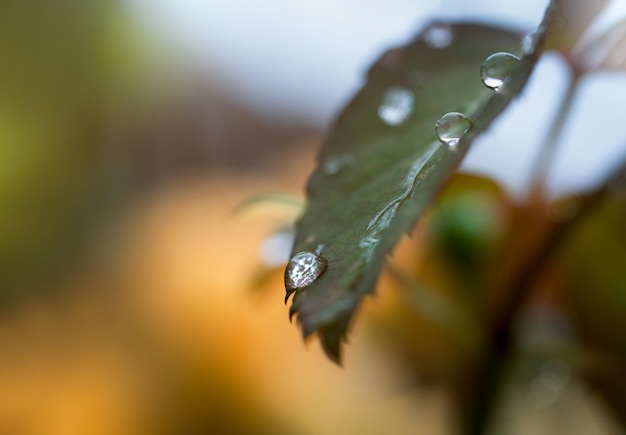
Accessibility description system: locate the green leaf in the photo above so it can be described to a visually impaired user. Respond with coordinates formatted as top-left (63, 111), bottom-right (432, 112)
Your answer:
top-left (558, 193), bottom-right (626, 426)
top-left (287, 7), bottom-right (555, 363)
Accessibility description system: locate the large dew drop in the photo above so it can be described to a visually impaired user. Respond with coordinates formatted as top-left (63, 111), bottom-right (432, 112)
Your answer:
top-left (435, 112), bottom-right (471, 146)
top-left (378, 87), bottom-right (415, 126)
top-left (480, 52), bottom-right (520, 91)
top-left (284, 251), bottom-right (328, 302)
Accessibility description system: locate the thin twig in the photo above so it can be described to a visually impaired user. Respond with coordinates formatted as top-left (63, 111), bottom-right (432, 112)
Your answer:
top-left (529, 71), bottom-right (581, 196)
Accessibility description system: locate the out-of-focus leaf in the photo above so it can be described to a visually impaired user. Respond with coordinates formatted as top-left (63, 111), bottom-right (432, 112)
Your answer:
top-left (287, 7), bottom-right (556, 362)
top-left (575, 18), bottom-right (626, 72)
top-left (544, 0), bottom-right (609, 55)
top-left (0, 1), bottom-right (157, 305)
top-left (556, 157), bottom-right (626, 426)
top-left (386, 264), bottom-right (482, 354)
top-left (233, 194), bottom-right (304, 217)
top-left (364, 173), bottom-right (512, 384)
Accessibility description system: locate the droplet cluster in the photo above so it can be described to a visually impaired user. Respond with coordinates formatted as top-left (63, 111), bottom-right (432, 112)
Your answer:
top-left (286, 27), bottom-right (534, 307)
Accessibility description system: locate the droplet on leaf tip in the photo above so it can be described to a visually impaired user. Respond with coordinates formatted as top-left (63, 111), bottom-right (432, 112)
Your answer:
top-left (284, 251), bottom-right (328, 294)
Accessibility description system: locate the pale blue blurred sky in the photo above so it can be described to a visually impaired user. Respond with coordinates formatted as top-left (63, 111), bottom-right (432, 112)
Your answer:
top-left (128, 0), bottom-right (626, 195)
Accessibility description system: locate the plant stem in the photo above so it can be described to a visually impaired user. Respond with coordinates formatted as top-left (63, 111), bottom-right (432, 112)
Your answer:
top-left (466, 153), bottom-right (626, 435)
top-left (529, 71), bottom-right (581, 197)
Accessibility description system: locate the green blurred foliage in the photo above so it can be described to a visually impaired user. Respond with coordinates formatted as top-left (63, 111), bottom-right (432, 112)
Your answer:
top-left (0, 0), bottom-right (154, 302)
top-left (558, 195), bottom-right (626, 423)
top-left (366, 174), bottom-right (511, 384)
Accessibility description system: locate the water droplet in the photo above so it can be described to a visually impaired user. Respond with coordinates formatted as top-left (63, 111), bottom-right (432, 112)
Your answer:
top-left (423, 23), bottom-right (453, 49)
top-left (480, 52), bottom-right (520, 91)
top-left (378, 87), bottom-right (415, 126)
top-left (435, 112), bottom-right (471, 146)
top-left (284, 251), bottom-right (328, 297)
top-left (323, 154), bottom-right (354, 175)
top-left (521, 31), bottom-right (538, 55)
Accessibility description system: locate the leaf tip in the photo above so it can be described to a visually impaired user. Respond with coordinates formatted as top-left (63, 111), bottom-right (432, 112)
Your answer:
top-left (284, 288), bottom-right (295, 305)
top-left (317, 316), bottom-right (352, 365)
top-left (319, 330), bottom-right (344, 366)
top-left (288, 303), bottom-right (297, 322)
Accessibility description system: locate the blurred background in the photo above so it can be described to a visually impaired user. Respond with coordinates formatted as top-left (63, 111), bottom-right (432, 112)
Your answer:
top-left (1, 0), bottom-right (626, 434)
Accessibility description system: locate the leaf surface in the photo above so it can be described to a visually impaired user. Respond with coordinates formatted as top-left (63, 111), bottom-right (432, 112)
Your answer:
top-left (288, 8), bottom-right (555, 362)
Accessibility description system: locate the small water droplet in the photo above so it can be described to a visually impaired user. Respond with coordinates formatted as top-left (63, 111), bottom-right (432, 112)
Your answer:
top-left (423, 23), bottom-right (453, 49)
top-left (378, 87), bottom-right (415, 126)
top-left (521, 31), bottom-right (538, 55)
top-left (323, 154), bottom-right (354, 175)
top-left (284, 251), bottom-right (328, 299)
top-left (435, 112), bottom-right (471, 146)
top-left (480, 52), bottom-right (520, 91)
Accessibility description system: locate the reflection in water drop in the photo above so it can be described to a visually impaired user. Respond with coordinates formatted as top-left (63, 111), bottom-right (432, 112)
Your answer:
top-left (423, 23), bottom-right (453, 49)
top-left (435, 112), bottom-right (471, 146)
top-left (526, 359), bottom-right (571, 409)
top-left (284, 251), bottom-right (328, 301)
top-left (378, 87), bottom-right (415, 126)
top-left (480, 52), bottom-right (520, 91)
